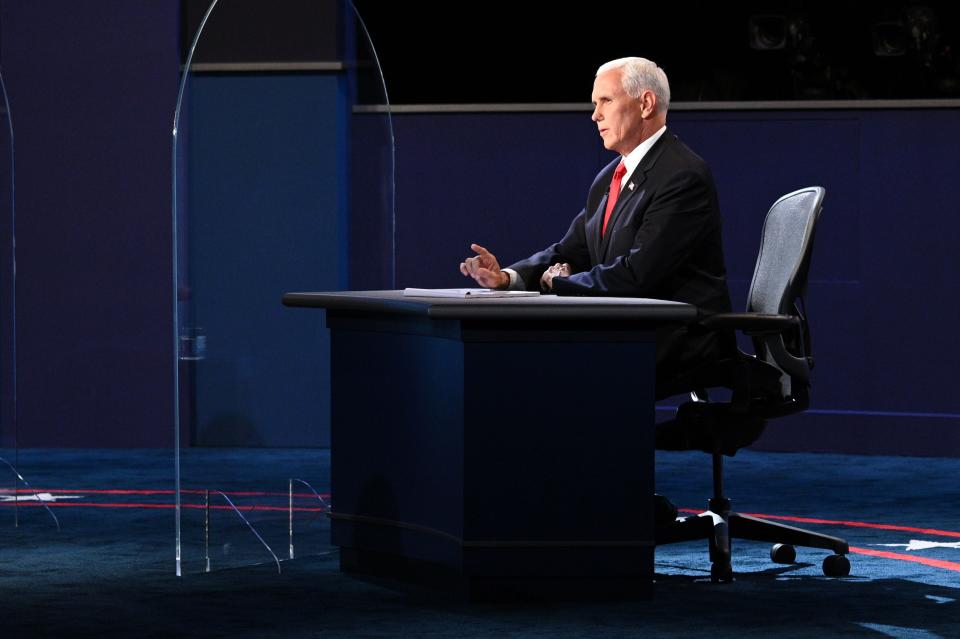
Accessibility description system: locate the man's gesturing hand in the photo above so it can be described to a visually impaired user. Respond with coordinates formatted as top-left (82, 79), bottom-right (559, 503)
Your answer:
top-left (459, 243), bottom-right (509, 289)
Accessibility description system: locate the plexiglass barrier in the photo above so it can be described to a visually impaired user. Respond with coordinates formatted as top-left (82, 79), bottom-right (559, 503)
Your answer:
top-left (173, 0), bottom-right (394, 574)
top-left (0, 67), bottom-right (19, 527)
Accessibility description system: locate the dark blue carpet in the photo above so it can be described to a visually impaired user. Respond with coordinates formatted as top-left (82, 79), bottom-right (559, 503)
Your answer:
top-left (0, 447), bottom-right (957, 638)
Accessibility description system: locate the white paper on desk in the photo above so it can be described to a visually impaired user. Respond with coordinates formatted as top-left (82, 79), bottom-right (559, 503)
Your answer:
top-left (402, 288), bottom-right (540, 298)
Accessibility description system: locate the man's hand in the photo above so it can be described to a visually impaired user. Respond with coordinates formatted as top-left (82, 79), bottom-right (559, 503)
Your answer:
top-left (460, 243), bottom-right (509, 289)
top-left (540, 262), bottom-right (572, 291)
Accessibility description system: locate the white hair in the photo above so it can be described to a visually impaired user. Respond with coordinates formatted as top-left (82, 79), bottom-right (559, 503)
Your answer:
top-left (596, 57), bottom-right (671, 112)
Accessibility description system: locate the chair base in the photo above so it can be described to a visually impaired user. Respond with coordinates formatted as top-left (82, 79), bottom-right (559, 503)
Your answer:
top-left (656, 499), bottom-right (849, 582)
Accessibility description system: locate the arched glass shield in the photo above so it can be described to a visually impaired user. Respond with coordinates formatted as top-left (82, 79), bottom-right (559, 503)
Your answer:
top-left (0, 68), bottom-right (19, 526)
top-left (172, 0), bottom-right (394, 575)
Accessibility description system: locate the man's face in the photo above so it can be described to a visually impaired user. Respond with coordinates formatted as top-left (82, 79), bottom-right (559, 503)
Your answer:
top-left (591, 68), bottom-right (647, 156)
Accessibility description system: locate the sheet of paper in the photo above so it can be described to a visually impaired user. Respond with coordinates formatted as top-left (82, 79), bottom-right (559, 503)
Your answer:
top-left (402, 288), bottom-right (540, 298)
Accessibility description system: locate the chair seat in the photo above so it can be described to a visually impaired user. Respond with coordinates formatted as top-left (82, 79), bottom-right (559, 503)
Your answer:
top-left (656, 352), bottom-right (784, 403)
top-left (656, 401), bottom-right (767, 456)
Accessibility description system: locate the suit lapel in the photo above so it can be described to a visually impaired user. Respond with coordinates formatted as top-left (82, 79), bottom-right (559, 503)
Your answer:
top-left (587, 159), bottom-right (619, 262)
top-left (585, 194), bottom-right (603, 263)
top-left (598, 132), bottom-right (673, 261)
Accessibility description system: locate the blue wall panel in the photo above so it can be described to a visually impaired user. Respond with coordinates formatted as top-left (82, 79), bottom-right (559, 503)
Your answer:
top-left (0, 0), bottom-right (956, 457)
top-left (185, 74), bottom-right (343, 447)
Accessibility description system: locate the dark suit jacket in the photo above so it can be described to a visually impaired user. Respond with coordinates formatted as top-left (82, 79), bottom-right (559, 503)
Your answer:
top-left (508, 130), bottom-right (735, 395)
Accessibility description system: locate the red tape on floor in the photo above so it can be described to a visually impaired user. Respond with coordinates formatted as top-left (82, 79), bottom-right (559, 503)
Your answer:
top-left (0, 488), bottom-right (330, 499)
top-left (678, 508), bottom-right (960, 539)
top-left (849, 546), bottom-right (960, 572)
top-left (676, 508), bottom-right (960, 572)
top-left (8, 495), bottom-right (960, 574)
top-left (0, 501), bottom-right (325, 512)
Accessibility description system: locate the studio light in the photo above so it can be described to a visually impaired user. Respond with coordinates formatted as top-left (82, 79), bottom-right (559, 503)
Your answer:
top-left (749, 14), bottom-right (787, 50)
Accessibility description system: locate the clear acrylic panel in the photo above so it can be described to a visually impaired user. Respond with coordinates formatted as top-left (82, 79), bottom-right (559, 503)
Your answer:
top-left (0, 67), bottom-right (18, 526)
top-left (173, 0), bottom-right (394, 574)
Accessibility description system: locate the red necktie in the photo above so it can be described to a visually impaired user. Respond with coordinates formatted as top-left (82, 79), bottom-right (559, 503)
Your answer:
top-left (602, 162), bottom-right (628, 237)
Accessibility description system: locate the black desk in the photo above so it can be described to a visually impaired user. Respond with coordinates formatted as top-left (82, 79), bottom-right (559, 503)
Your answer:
top-left (283, 290), bottom-right (696, 599)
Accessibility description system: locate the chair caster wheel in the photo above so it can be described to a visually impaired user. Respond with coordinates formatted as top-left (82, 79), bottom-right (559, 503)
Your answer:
top-left (822, 554), bottom-right (850, 577)
top-left (711, 562), bottom-right (734, 583)
top-left (771, 543), bottom-right (796, 564)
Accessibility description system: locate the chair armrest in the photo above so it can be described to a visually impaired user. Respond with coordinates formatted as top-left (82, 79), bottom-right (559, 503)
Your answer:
top-left (698, 312), bottom-right (800, 334)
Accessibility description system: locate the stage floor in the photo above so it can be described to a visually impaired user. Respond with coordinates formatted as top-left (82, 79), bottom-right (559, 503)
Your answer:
top-left (0, 447), bottom-right (957, 638)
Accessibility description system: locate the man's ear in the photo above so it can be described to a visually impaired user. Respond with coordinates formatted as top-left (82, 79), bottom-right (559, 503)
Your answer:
top-left (640, 90), bottom-right (657, 118)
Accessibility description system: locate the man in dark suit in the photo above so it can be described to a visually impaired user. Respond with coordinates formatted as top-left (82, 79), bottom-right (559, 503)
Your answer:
top-left (460, 57), bottom-right (734, 397)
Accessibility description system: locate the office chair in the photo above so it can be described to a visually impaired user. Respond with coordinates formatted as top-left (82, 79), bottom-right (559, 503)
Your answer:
top-left (655, 186), bottom-right (849, 583)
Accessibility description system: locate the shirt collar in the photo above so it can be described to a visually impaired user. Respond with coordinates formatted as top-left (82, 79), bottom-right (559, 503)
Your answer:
top-left (620, 125), bottom-right (667, 180)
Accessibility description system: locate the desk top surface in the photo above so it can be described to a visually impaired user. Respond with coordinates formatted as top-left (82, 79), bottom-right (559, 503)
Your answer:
top-left (283, 290), bottom-right (698, 322)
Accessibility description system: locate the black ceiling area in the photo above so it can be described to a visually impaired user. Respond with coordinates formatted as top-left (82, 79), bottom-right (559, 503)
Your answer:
top-left (351, 0), bottom-right (960, 103)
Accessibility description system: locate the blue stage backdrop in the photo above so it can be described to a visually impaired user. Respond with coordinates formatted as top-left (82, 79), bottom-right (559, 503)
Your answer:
top-left (0, 1), bottom-right (178, 447)
top-left (2, 2), bottom-right (959, 456)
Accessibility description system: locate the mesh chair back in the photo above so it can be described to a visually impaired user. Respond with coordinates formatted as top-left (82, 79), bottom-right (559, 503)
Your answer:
top-left (746, 187), bottom-right (825, 384)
